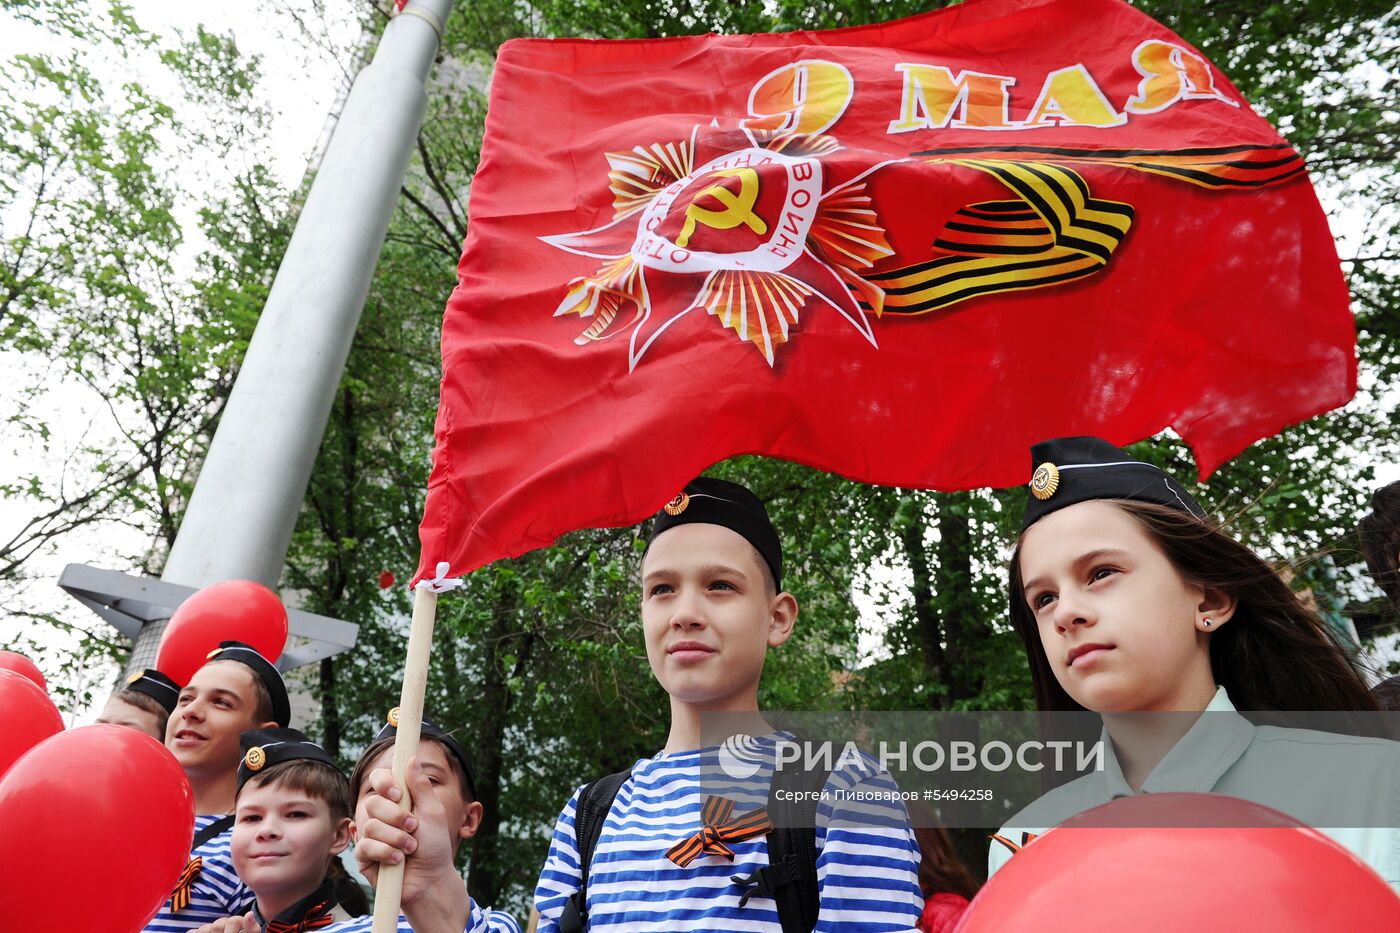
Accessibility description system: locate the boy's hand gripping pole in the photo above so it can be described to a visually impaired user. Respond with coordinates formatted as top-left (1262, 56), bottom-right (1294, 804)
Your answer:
top-left (372, 566), bottom-right (457, 933)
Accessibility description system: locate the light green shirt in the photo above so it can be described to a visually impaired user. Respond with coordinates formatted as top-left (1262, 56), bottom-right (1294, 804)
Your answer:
top-left (987, 687), bottom-right (1400, 891)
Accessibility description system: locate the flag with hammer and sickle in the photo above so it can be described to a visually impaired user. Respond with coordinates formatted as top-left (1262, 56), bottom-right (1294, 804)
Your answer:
top-left (412, 0), bottom-right (1352, 586)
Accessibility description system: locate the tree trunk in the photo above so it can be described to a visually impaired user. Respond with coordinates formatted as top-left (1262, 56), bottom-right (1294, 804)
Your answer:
top-left (466, 587), bottom-right (514, 910)
top-left (933, 492), bottom-right (987, 705)
top-left (899, 501), bottom-right (947, 705)
top-left (320, 656), bottom-right (340, 757)
top-left (901, 494), bottom-right (993, 882)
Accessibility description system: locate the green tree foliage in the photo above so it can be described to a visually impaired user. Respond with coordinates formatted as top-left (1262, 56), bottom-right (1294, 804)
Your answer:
top-left (0, 1), bottom-right (294, 710)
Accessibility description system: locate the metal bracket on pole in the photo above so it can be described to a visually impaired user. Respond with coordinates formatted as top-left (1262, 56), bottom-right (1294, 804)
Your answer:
top-left (58, 564), bottom-right (358, 672)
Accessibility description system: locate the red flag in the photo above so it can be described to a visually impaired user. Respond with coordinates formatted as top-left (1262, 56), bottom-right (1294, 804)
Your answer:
top-left (413, 0), bottom-right (1353, 584)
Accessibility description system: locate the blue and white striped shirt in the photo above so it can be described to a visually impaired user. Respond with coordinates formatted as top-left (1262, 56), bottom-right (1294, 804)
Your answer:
top-left (325, 900), bottom-right (521, 933)
top-left (143, 814), bottom-right (254, 932)
top-left (534, 737), bottom-right (923, 931)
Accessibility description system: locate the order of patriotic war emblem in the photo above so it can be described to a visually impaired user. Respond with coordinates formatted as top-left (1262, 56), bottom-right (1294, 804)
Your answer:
top-left (542, 125), bottom-right (894, 370)
top-left (631, 146), bottom-right (826, 275)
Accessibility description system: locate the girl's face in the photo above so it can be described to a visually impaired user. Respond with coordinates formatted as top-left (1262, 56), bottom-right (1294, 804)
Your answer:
top-left (1018, 500), bottom-right (1219, 712)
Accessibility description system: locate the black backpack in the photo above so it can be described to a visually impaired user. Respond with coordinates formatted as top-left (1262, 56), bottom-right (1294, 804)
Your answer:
top-left (557, 761), bottom-right (830, 932)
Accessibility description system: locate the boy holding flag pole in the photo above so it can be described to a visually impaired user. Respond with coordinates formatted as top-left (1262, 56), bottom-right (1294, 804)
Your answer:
top-left (349, 711), bottom-right (520, 933)
top-left (366, 570), bottom-right (460, 932)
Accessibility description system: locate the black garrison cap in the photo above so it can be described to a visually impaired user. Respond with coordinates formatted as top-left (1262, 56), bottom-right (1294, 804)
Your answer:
top-left (238, 727), bottom-right (339, 793)
top-left (1023, 436), bottom-right (1206, 531)
top-left (205, 640), bottom-right (291, 727)
top-left (646, 477), bottom-right (783, 589)
top-left (374, 709), bottom-right (478, 801)
top-left (122, 668), bottom-right (181, 715)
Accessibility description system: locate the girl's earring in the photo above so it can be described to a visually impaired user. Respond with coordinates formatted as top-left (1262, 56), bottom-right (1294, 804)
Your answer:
top-left (1201, 618), bottom-right (1213, 629)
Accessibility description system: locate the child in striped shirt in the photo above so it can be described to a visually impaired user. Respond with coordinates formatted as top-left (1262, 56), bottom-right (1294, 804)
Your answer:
top-left (190, 727), bottom-right (359, 932)
top-left (145, 641), bottom-right (288, 932)
top-left (533, 477), bottom-right (924, 932)
top-left (333, 714), bottom-right (521, 933)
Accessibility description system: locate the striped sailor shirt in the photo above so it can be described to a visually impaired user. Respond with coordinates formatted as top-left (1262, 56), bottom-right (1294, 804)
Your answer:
top-left (534, 735), bottom-right (924, 931)
top-left (324, 900), bottom-right (521, 933)
top-left (143, 814), bottom-right (254, 932)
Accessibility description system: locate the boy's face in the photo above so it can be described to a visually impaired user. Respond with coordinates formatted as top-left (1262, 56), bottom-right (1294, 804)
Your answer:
top-left (166, 661), bottom-right (271, 777)
top-left (96, 695), bottom-right (163, 741)
top-left (232, 780), bottom-right (351, 903)
top-left (354, 739), bottom-right (482, 873)
top-left (641, 522), bottom-right (796, 709)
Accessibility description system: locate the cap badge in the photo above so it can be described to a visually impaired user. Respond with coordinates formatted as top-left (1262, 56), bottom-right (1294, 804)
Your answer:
top-left (387, 706), bottom-right (401, 728)
top-left (663, 492), bottom-right (689, 516)
top-left (244, 746), bottom-right (267, 771)
top-left (126, 671), bottom-right (144, 686)
top-left (1030, 462), bottom-right (1061, 501)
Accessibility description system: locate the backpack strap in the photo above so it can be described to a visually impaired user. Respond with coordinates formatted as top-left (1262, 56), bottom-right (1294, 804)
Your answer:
top-left (192, 814), bottom-right (236, 851)
top-left (558, 768), bottom-right (632, 933)
top-left (730, 760), bottom-right (828, 932)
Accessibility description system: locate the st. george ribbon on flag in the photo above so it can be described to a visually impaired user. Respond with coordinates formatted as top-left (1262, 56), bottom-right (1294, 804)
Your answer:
top-left (411, 0), bottom-right (1354, 585)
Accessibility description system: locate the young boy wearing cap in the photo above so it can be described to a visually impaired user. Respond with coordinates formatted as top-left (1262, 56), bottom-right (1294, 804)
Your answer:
top-left (532, 477), bottom-right (924, 931)
top-left (96, 668), bottom-right (181, 741)
top-left (144, 641), bottom-right (288, 932)
top-left (191, 727), bottom-right (358, 932)
top-left (326, 712), bottom-right (520, 933)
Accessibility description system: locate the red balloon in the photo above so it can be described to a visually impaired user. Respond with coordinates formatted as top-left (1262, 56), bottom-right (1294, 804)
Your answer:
top-left (958, 793), bottom-right (1400, 931)
top-left (0, 724), bottom-right (194, 933)
top-left (0, 650), bottom-right (46, 691)
top-left (0, 669), bottom-right (64, 778)
top-left (155, 579), bottom-right (289, 685)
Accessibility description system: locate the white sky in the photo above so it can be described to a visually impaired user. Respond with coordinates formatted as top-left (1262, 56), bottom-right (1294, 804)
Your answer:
top-left (0, 2), bottom-right (351, 178)
top-left (0, 1), bottom-right (357, 718)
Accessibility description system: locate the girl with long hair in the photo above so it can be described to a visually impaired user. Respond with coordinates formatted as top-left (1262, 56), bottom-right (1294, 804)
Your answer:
top-left (987, 436), bottom-right (1398, 891)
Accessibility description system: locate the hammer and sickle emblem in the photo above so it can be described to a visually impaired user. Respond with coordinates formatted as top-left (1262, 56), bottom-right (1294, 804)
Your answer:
top-left (676, 168), bottom-right (768, 248)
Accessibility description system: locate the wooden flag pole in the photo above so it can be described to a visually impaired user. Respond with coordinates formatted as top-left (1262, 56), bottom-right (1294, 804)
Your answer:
top-left (371, 582), bottom-right (441, 932)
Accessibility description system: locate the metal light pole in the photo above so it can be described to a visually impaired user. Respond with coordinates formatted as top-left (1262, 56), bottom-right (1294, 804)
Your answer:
top-left (61, 0), bottom-right (457, 674)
